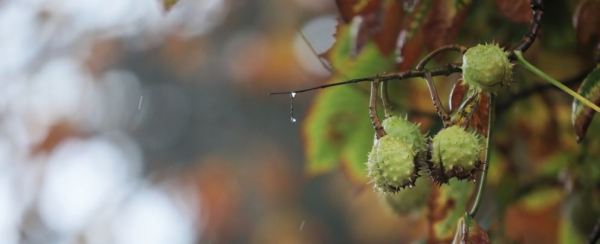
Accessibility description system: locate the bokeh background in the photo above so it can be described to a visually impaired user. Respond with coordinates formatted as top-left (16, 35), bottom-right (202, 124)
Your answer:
top-left (0, 0), bottom-right (409, 243)
top-left (2, 0), bottom-right (600, 243)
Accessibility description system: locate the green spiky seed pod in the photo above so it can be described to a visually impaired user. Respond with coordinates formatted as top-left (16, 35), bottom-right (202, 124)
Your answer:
top-left (462, 44), bottom-right (513, 93)
top-left (382, 115), bottom-right (428, 162)
top-left (429, 126), bottom-right (483, 184)
top-left (367, 136), bottom-right (418, 193)
top-left (382, 180), bottom-right (432, 215)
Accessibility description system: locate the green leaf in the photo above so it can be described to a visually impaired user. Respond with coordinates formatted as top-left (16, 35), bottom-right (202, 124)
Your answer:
top-left (327, 22), bottom-right (397, 79)
top-left (519, 188), bottom-right (563, 211)
top-left (572, 66), bottom-right (600, 142)
top-left (429, 179), bottom-right (476, 243)
top-left (303, 84), bottom-right (369, 179)
top-left (559, 216), bottom-right (587, 244)
top-left (303, 23), bottom-right (396, 183)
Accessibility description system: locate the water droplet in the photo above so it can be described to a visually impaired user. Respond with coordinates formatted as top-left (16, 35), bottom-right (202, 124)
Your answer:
top-left (290, 92), bottom-right (297, 123)
top-left (299, 220), bottom-right (305, 231)
top-left (138, 95), bottom-right (144, 110)
top-left (408, 184), bottom-right (413, 189)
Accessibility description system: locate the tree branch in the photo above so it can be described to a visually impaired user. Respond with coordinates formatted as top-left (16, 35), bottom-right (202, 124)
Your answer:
top-left (370, 78), bottom-right (386, 139)
top-left (508, 0), bottom-right (544, 60)
top-left (269, 63), bottom-right (462, 96)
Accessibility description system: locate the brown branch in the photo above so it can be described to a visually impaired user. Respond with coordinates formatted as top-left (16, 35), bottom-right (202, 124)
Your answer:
top-left (269, 63), bottom-right (462, 96)
top-left (297, 27), bottom-right (332, 72)
top-left (380, 81), bottom-right (393, 118)
top-left (508, 0), bottom-right (544, 60)
top-left (416, 44), bottom-right (467, 70)
top-left (423, 72), bottom-right (450, 126)
top-left (370, 78), bottom-right (386, 139)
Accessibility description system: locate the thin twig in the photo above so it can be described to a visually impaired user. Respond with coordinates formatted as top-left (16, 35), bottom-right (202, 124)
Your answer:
top-left (514, 51), bottom-right (600, 113)
top-left (588, 216), bottom-right (600, 244)
top-left (297, 27), bottom-right (332, 72)
top-left (370, 78), bottom-right (386, 139)
top-left (496, 71), bottom-right (588, 113)
top-left (269, 63), bottom-right (462, 96)
top-left (424, 72), bottom-right (450, 126)
top-left (469, 94), bottom-right (495, 217)
top-left (381, 81), bottom-right (394, 118)
top-left (415, 44), bottom-right (467, 70)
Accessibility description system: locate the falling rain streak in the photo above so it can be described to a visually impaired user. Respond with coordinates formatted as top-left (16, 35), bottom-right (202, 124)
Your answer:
top-left (290, 92), bottom-right (297, 123)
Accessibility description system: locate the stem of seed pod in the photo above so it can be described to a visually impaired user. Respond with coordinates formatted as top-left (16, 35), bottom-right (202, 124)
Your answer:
top-left (469, 95), bottom-right (495, 217)
top-left (514, 51), bottom-right (600, 113)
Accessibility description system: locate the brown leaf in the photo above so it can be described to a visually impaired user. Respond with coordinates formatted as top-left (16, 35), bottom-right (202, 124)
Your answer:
top-left (449, 78), bottom-right (468, 113)
top-left (334, 0), bottom-right (403, 55)
top-left (496, 0), bottom-right (533, 24)
top-left (504, 188), bottom-right (563, 244)
top-left (452, 214), bottom-right (490, 244)
top-left (574, 0), bottom-right (600, 46)
top-left (572, 66), bottom-right (600, 142)
top-left (469, 93), bottom-right (490, 137)
top-left (397, 29), bottom-right (424, 71)
top-left (422, 0), bottom-right (472, 51)
top-left (335, 0), bottom-right (364, 23)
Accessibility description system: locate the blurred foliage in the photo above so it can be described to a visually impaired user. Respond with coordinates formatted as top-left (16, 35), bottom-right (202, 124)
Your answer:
top-left (300, 0), bottom-right (600, 243)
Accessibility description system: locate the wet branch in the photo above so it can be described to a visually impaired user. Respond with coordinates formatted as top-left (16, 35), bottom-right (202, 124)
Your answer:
top-left (269, 63), bottom-right (461, 96)
top-left (416, 44), bottom-right (467, 70)
top-left (370, 78), bottom-right (386, 139)
top-left (508, 0), bottom-right (544, 60)
top-left (381, 81), bottom-right (394, 118)
top-left (423, 72), bottom-right (450, 126)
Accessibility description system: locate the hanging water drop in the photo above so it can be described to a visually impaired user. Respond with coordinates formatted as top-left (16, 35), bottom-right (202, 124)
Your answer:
top-left (290, 92), bottom-right (297, 123)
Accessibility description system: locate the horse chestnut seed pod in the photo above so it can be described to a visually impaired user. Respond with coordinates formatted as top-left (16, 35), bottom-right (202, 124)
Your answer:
top-left (428, 126), bottom-right (483, 184)
top-left (462, 44), bottom-right (513, 93)
top-left (382, 115), bottom-right (428, 162)
top-left (382, 180), bottom-right (432, 215)
top-left (367, 136), bottom-right (418, 193)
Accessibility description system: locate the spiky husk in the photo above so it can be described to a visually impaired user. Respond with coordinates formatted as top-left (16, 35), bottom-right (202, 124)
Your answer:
top-left (367, 136), bottom-right (419, 193)
top-left (428, 126), bottom-right (483, 184)
top-left (462, 44), bottom-right (513, 93)
top-left (382, 180), bottom-right (432, 215)
top-left (382, 115), bottom-right (428, 162)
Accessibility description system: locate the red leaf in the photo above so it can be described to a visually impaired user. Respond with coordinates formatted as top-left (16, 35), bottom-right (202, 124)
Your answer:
top-left (334, 0), bottom-right (404, 55)
top-left (335, 0), bottom-right (363, 23)
top-left (452, 214), bottom-right (491, 244)
top-left (574, 0), bottom-right (600, 46)
top-left (469, 93), bottom-right (490, 137)
top-left (422, 0), bottom-right (471, 51)
top-left (450, 78), bottom-right (468, 113)
top-left (496, 0), bottom-right (533, 24)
